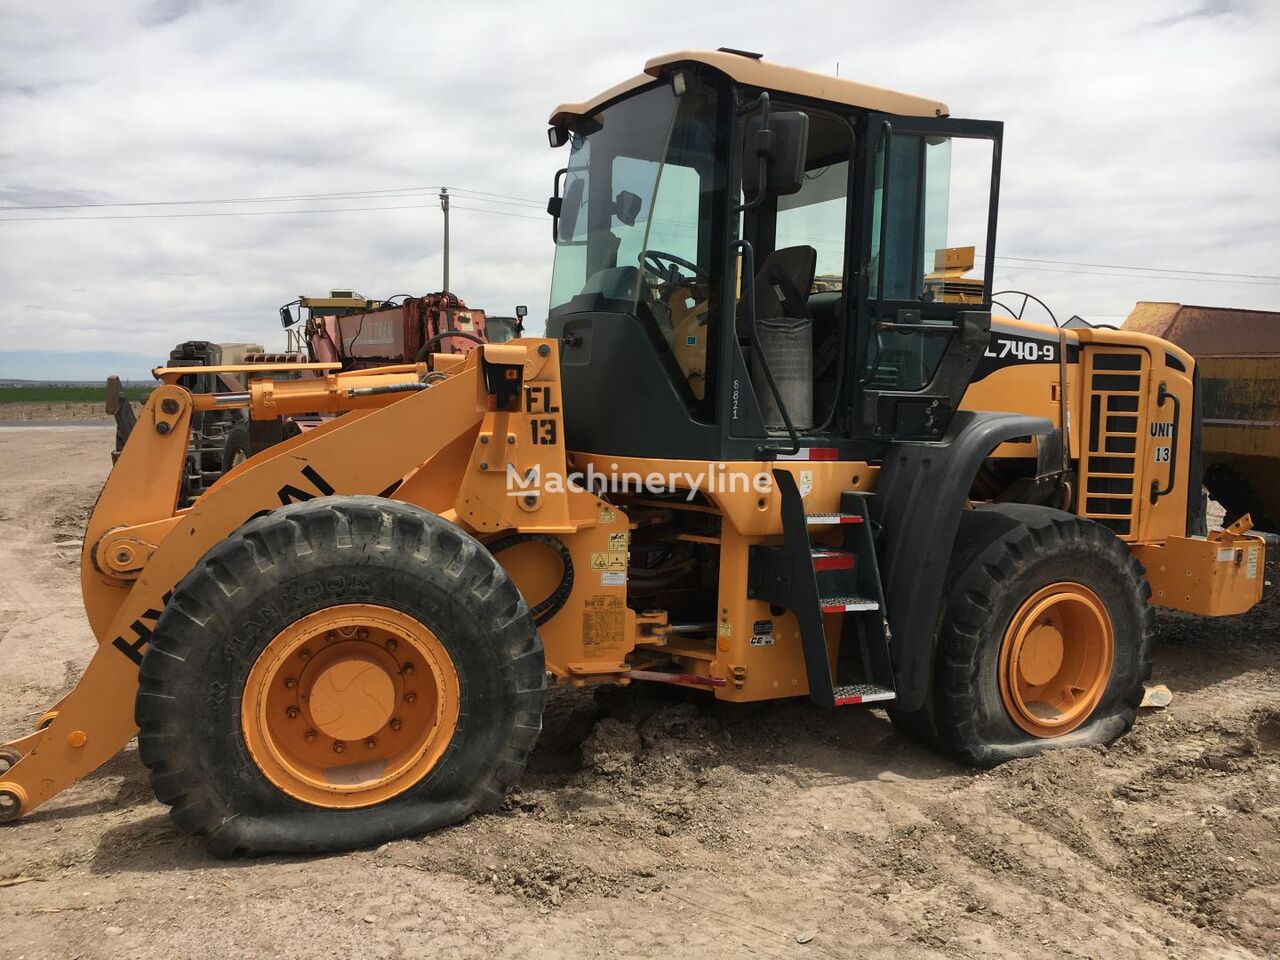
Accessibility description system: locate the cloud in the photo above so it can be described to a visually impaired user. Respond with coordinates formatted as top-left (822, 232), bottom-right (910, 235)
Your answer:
top-left (1, 0), bottom-right (1277, 381)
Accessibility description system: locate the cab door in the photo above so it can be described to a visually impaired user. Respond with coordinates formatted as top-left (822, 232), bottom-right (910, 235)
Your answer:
top-left (852, 115), bottom-right (1003, 441)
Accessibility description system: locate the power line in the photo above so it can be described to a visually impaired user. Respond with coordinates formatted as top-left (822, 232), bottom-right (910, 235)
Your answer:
top-left (985, 259), bottom-right (1280, 287)
top-left (0, 201), bottom-right (549, 223)
top-left (450, 204), bottom-right (545, 222)
top-left (994, 254), bottom-right (1280, 282)
top-left (5, 183), bottom-right (1277, 283)
top-left (0, 184), bottom-right (547, 211)
top-left (1, 191), bottom-right (1277, 288)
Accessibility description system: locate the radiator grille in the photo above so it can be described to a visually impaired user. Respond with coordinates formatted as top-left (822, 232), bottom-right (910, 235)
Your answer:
top-left (1080, 349), bottom-right (1147, 538)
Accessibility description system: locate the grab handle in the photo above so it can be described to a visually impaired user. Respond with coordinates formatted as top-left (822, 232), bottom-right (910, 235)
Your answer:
top-left (1149, 382), bottom-right (1180, 504)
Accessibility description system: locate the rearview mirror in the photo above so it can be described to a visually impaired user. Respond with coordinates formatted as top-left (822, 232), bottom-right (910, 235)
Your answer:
top-left (743, 110), bottom-right (809, 201)
top-left (613, 190), bottom-right (642, 227)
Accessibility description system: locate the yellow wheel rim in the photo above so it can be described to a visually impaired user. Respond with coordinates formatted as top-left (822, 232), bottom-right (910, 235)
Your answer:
top-left (998, 582), bottom-right (1114, 738)
top-left (241, 603), bottom-right (460, 808)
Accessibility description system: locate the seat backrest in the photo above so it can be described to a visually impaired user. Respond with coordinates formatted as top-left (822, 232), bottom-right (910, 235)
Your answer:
top-left (736, 245), bottom-right (817, 337)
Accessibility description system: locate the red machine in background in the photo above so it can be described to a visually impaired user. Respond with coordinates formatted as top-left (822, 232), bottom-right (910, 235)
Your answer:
top-left (278, 290), bottom-right (526, 369)
top-left (111, 290), bottom-right (528, 506)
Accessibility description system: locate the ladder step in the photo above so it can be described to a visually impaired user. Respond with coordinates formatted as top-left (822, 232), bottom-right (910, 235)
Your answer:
top-left (806, 512), bottom-right (863, 526)
top-left (810, 547), bottom-right (854, 571)
top-left (820, 595), bottom-right (879, 613)
top-left (833, 683), bottom-right (895, 706)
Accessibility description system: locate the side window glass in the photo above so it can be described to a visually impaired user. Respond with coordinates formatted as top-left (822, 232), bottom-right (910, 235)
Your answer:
top-left (869, 134), bottom-right (993, 301)
top-left (775, 159), bottom-right (848, 292)
top-left (867, 133), bottom-right (995, 392)
top-left (610, 156), bottom-right (662, 268)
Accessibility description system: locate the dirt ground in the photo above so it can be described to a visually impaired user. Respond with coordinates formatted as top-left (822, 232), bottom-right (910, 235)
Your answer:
top-left (0, 426), bottom-right (1276, 960)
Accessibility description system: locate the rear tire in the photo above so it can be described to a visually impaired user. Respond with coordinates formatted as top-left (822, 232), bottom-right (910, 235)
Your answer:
top-left (136, 496), bottom-right (545, 857)
top-left (222, 421), bottom-right (251, 473)
top-left (891, 504), bottom-right (1153, 767)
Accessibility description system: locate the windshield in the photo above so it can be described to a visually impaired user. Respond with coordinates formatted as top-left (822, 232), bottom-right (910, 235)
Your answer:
top-left (549, 81), bottom-right (719, 319)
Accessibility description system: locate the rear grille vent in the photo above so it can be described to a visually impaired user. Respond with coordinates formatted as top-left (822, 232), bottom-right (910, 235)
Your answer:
top-left (1081, 349), bottom-right (1148, 538)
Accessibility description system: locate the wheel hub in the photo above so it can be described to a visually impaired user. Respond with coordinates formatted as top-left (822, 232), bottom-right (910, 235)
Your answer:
top-left (241, 604), bottom-right (459, 808)
top-left (999, 583), bottom-right (1114, 738)
top-left (308, 658), bottom-right (396, 742)
top-left (1017, 623), bottom-right (1065, 687)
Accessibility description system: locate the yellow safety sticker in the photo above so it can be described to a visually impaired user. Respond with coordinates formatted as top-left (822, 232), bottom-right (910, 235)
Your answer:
top-left (583, 595), bottom-right (624, 649)
top-left (589, 552), bottom-right (627, 571)
top-left (608, 531), bottom-right (629, 551)
top-left (600, 508), bottom-right (617, 524)
top-left (718, 620), bottom-right (733, 638)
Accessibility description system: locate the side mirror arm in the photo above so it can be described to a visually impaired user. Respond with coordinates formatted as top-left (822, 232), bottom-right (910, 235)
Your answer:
top-left (736, 92), bottom-right (772, 213)
top-left (546, 168), bottom-right (567, 241)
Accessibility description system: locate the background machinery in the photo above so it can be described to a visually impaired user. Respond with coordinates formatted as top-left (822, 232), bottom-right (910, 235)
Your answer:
top-left (3, 50), bottom-right (1264, 856)
top-left (1124, 301), bottom-right (1280, 532)
top-left (112, 291), bottom-right (527, 504)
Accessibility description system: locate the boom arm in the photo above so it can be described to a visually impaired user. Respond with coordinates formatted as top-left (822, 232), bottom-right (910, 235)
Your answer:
top-left (0, 352), bottom-right (496, 819)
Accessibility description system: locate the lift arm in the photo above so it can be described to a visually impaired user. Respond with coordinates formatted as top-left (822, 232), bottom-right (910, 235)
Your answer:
top-left (0, 351), bottom-right (499, 820)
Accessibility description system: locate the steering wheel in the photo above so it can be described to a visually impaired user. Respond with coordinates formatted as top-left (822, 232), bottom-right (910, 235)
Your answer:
top-left (641, 249), bottom-right (710, 286)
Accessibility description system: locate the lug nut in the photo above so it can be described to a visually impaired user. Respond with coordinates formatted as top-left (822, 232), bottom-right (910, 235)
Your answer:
top-left (304, 729), bottom-right (317, 743)
top-left (364, 737), bottom-right (377, 749)
top-left (357, 628), bottom-right (369, 640)
top-left (299, 649), bottom-right (311, 661)
top-left (402, 663), bottom-right (414, 676)
top-left (332, 741), bottom-right (345, 753)
top-left (284, 677), bottom-right (298, 689)
top-left (405, 692), bottom-right (417, 704)
top-left (326, 631), bottom-right (337, 641)
top-left (389, 718), bottom-right (402, 731)
top-left (286, 706), bottom-right (299, 719)
top-left (385, 637), bottom-right (398, 651)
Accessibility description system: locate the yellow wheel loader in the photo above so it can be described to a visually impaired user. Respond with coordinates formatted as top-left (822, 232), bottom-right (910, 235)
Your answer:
top-left (0, 49), bottom-right (1265, 856)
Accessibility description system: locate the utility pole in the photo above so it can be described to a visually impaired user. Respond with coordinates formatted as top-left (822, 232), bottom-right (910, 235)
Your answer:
top-left (439, 187), bottom-right (450, 292)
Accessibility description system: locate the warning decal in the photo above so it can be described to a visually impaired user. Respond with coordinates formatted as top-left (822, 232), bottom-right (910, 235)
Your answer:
top-left (583, 595), bottom-right (625, 649)
top-left (590, 551), bottom-right (627, 571)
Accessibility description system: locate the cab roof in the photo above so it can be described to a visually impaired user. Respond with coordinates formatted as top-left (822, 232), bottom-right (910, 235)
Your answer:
top-left (549, 49), bottom-right (949, 126)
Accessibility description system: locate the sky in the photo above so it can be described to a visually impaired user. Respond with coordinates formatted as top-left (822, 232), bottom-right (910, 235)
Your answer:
top-left (1, 0), bottom-right (1278, 381)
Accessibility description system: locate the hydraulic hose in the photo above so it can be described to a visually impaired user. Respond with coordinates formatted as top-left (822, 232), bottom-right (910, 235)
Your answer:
top-left (486, 533), bottom-right (575, 626)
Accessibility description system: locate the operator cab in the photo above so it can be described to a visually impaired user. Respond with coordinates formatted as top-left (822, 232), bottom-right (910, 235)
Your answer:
top-left (545, 49), bottom-right (1002, 461)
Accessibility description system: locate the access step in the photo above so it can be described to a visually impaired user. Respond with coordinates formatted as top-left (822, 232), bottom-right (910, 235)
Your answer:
top-left (819, 596), bottom-right (879, 614)
top-left (806, 512), bottom-right (863, 526)
top-left (833, 683), bottom-right (895, 706)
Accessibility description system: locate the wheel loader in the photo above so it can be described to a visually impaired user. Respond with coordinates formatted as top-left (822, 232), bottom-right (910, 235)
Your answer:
top-left (0, 49), bottom-right (1265, 856)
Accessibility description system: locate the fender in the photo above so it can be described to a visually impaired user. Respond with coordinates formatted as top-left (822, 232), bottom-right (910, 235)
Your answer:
top-left (871, 410), bottom-right (1053, 711)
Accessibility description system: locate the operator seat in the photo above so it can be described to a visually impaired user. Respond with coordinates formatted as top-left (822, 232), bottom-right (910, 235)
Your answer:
top-left (736, 245), bottom-right (817, 337)
top-left (737, 245), bottom-right (818, 431)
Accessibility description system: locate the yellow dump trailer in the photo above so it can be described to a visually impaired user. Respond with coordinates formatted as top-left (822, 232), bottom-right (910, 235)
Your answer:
top-left (1124, 302), bottom-right (1280, 531)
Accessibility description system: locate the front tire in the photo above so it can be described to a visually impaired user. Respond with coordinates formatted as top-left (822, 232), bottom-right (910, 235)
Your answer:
top-left (136, 496), bottom-right (545, 856)
top-left (892, 504), bottom-right (1153, 767)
